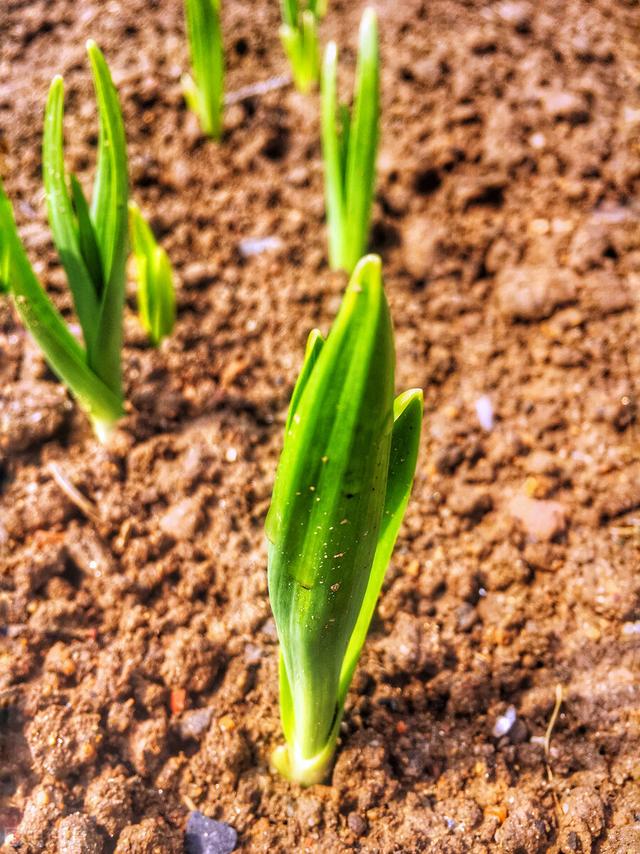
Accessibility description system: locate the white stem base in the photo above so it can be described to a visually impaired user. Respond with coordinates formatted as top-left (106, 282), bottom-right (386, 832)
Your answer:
top-left (271, 739), bottom-right (336, 787)
top-left (90, 416), bottom-right (117, 445)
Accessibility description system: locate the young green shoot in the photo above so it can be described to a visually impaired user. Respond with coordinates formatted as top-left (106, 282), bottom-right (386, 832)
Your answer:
top-left (321, 7), bottom-right (379, 273)
top-left (266, 254), bottom-right (423, 786)
top-left (128, 202), bottom-right (176, 346)
top-left (280, 0), bottom-right (327, 94)
top-left (0, 41), bottom-right (128, 443)
top-left (183, 0), bottom-right (224, 139)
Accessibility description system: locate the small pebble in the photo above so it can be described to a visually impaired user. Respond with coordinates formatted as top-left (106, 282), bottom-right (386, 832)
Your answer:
top-left (456, 602), bottom-right (478, 632)
top-left (179, 708), bottom-right (213, 740)
top-left (475, 395), bottom-right (494, 431)
top-left (508, 718), bottom-right (529, 744)
top-left (159, 496), bottom-right (203, 541)
top-left (508, 494), bottom-right (567, 541)
top-left (182, 261), bottom-right (217, 288)
top-left (238, 236), bottom-right (283, 257)
top-left (493, 705), bottom-right (517, 737)
top-left (347, 812), bottom-right (367, 836)
top-left (185, 812), bottom-right (237, 854)
top-left (542, 90), bottom-right (590, 123)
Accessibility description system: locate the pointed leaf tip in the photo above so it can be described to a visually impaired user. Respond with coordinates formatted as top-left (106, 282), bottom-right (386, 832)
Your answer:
top-left (324, 40), bottom-right (338, 65)
top-left (394, 387), bottom-right (424, 418)
top-left (349, 253), bottom-right (382, 295)
top-left (361, 6), bottom-right (378, 33)
top-left (305, 328), bottom-right (325, 358)
top-left (353, 253), bottom-right (381, 273)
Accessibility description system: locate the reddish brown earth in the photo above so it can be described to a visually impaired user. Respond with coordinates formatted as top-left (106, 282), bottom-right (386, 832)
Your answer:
top-left (1, 0), bottom-right (640, 851)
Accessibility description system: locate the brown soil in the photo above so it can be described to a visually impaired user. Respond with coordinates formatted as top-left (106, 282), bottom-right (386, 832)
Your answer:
top-left (2, 0), bottom-right (640, 851)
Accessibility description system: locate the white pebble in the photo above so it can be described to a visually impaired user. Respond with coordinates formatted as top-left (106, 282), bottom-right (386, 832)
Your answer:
top-left (492, 705), bottom-right (517, 737)
top-left (238, 236), bottom-right (283, 257)
top-left (475, 395), bottom-right (494, 431)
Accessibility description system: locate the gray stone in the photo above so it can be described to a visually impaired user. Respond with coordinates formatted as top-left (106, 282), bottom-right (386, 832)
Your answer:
top-left (185, 812), bottom-right (237, 854)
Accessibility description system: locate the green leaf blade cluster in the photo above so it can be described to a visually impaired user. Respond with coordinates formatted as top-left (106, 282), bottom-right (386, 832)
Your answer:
top-left (279, 0), bottom-right (324, 94)
top-left (0, 180), bottom-right (123, 432)
top-left (322, 7), bottom-right (379, 273)
top-left (1, 41), bottom-right (128, 442)
top-left (266, 255), bottom-right (422, 785)
top-left (183, 0), bottom-right (224, 139)
top-left (129, 202), bottom-right (176, 346)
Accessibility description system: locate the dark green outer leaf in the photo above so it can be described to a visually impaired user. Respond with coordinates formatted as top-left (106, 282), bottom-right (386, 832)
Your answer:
top-left (42, 75), bottom-right (100, 351)
top-left (70, 174), bottom-right (104, 297)
top-left (281, 0), bottom-right (298, 28)
top-left (339, 388), bottom-right (423, 704)
top-left (87, 40), bottom-right (129, 398)
top-left (267, 255), bottom-right (395, 758)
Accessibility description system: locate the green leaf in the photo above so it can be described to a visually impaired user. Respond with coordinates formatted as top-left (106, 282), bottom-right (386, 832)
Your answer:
top-left (181, 72), bottom-right (200, 119)
top-left (338, 388), bottom-right (423, 704)
top-left (281, 0), bottom-right (298, 28)
top-left (184, 0), bottom-right (224, 139)
top-left (280, 0), bottom-right (320, 93)
top-left (150, 246), bottom-right (176, 343)
top-left (337, 102), bottom-right (351, 188)
top-left (42, 74), bottom-right (100, 350)
top-left (86, 40), bottom-right (129, 398)
top-left (278, 651), bottom-right (295, 745)
top-left (285, 327), bottom-right (324, 433)
top-left (0, 177), bottom-right (123, 428)
top-left (267, 255), bottom-right (395, 769)
top-left (0, 233), bottom-right (9, 293)
top-left (280, 11), bottom-right (319, 94)
top-left (129, 202), bottom-right (176, 346)
top-left (343, 7), bottom-right (379, 273)
top-left (321, 7), bottom-right (379, 273)
top-left (321, 41), bottom-right (346, 268)
top-left (268, 255), bottom-right (423, 784)
top-left (309, 0), bottom-right (327, 18)
top-left (70, 174), bottom-right (104, 297)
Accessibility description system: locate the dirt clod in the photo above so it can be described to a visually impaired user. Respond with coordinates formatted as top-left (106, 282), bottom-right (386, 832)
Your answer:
top-left (84, 766), bottom-right (135, 838)
top-left (0, 381), bottom-right (70, 456)
top-left (497, 266), bottom-right (577, 321)
top-left (495, 793), bottom-right (550, 853)
top-left (508, 494), bottom-right (567, 541)
top-left (57, 812), bottom-right (104, 854)
top-left (25, 706), bottom-right (102, 779)
top-left (113, 817), bottom-right (182, 854)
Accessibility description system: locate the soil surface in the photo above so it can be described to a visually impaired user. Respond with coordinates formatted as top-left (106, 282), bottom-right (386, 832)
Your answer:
top-left (2, 0), bottom-right (640, 851)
